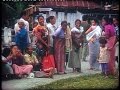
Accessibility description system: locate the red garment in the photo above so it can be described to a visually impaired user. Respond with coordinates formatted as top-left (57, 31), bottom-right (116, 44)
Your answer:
top-left (107, 36), bottom-right (116, 75)
top-left (54, 38), bottom-right (65, 73)
top-left (42, 54), bottom-right (55, 72)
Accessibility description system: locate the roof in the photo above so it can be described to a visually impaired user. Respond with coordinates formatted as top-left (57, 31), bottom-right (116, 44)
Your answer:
top-left (34, 0), bottom-right (101, 9)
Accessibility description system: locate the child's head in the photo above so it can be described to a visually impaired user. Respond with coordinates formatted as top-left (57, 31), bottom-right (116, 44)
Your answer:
top-left (25, 44), bottom-right (33, 55)
top-left (99, 36), bottom-right (107, 47)
top-left (18, 19), bottom-right (25, 28)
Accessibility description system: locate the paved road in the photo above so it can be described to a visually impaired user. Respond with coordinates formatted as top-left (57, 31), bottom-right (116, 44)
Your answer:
top-left (2, 60), bottom-right (102, 90)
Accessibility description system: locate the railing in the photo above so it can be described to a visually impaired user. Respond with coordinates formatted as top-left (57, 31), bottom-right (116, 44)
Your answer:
top-left (2, 28), bottom-right (36, 47)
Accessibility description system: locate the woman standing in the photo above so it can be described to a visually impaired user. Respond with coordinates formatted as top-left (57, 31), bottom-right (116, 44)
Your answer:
top-left (102, 16), bottom-right (116, 75)
top-left (33, 15), bottom-right (49, 60)
top-left (46, 16), bottom-right (56, 54)
top-left (54, 21), bottom-right (67, 74)
top-left (85, 18), bottom-right (102, 70)
top-left (68, 19), bottom-right (84, 73)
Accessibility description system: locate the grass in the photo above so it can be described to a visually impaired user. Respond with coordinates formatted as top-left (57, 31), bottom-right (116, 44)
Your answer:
top-left (28, 74), bottom-right (119, 90)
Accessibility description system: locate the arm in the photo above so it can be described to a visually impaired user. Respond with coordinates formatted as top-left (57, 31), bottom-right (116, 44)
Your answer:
top-left (36, 31), bottom-right (49, 48)
top-left (24, 54), bottom-right (32, 64)
top-left (85, 27), bottom-right (92, 35)
top-left (33, 55), bottom-right (39, 64)
top-left (54, 27), bottom-right (61, 37)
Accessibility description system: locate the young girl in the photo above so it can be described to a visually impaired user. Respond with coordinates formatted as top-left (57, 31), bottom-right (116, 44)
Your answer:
top-left (98, 37), bottom-right (109, 78)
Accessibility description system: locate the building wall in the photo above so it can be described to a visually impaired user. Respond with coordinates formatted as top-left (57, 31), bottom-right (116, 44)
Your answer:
top-left (34, 10), bottom-right (84, 28)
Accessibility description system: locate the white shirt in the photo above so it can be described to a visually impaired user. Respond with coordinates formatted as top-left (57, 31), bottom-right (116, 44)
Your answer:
top-left (47, 23), bottom-right (56, 47)
top-left (71, 26), bottom-right (84, 33)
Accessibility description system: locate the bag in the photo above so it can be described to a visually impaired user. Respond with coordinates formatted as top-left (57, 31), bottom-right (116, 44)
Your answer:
top-left (42, 54), bottom-right (55, 72)
top-left (71, 32), bottom-right (83, 47)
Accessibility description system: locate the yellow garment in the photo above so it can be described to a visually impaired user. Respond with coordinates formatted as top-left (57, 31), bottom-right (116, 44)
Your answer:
top-left (98, 47), bottom-right (109, 63)
top-left (24, 53), bottom-right (38, 65)
top-left (65, 26), bottom-right (72, 52)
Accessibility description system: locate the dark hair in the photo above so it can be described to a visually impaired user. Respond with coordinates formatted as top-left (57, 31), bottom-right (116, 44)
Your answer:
top-left (113, 16), bottom-right (119, 21)
top-left (10, 44), bottom-right (18, 53)
top-left (46, 16), bottom-right (55, 23)
top-left (75, 19), bottom-right (81, 24)
top-left (2, 47), bottom-right (11, 57)
top-left (99, 36), bottom-right (107, 44)
top-left (102, 16), bottom-right (113, 25)
top-left (25, 44), bottom-right (32, 52)
top-left (61, 21), bottom-right (67, 25)
top-left (37, 15), bottom-right (44, 20)
top-left (91, 17), bottom-right (99, 24)
top-left (20, 11), bottom-right (27, 17)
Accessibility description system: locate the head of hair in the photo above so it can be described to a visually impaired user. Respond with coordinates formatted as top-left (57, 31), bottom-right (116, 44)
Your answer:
top-left (20, 11), bottom-right (27, 17)
top-left (75, 19), bottom-right (81, 24)
top-left (25, 44), bottom-right (32, 53)
top-left (102, 16), bottom-right (113, 25)
top-left (61, 21), bottom-right (67, 25)
top-left (46, 16), bottom-right (55, 23)
top-left (91, 17), bottom-right (99, 25)
top-left (2, 47), bottom-right (11, 57)
top-left (113, 16), bottom-right (119, 22)
top-left (37, 15), bottom-right (44, 20)
top-left (10, 44), bottom-right (18, 52)
top-left (99, 36), bottom-right (107, 44)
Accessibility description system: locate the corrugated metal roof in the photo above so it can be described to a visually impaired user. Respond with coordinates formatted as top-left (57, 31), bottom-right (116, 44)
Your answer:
top-left (35, 0), bottom-right (101, 9)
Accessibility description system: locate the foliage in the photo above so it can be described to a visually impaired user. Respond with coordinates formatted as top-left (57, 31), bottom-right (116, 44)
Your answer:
top-left (1, 2), bottom-right (34, 28)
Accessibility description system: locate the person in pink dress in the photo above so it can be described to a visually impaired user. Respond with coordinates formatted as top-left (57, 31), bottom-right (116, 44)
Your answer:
top-left (5, 45), bottom-right (33, 78)
top-left (102, 16), bottom-right (116, 75)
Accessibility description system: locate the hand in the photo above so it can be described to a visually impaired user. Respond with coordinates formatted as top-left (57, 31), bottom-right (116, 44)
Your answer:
top-left (107, 47), bottom-right (112, 51)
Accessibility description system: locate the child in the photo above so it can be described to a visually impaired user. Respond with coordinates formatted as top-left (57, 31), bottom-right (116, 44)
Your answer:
top-left (24, 44), bottom-right (40, 71)
top-left (98, 36), bottom-right (109, 78)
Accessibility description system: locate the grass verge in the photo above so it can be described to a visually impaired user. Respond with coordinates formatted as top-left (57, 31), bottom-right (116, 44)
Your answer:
top-left (28, 74), bottom-right (119, 90)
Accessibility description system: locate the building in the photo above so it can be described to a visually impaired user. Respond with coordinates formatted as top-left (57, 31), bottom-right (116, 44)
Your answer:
top-left (24, 0), bottom-right (119, 28)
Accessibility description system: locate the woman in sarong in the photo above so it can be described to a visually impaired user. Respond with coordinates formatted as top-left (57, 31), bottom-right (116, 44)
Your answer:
top-left (68, 19), bottom-right (84, 73)
top-left (102, 16), bottom-right (116, 75)
top-left (85, 18), bottom-right (102, 70)
top-left (53, 21), bottom-right (67, 74)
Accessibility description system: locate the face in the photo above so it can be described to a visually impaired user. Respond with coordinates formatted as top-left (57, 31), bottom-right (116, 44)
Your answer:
top-left (75, 21), bottom-right (81, 29)
top-left (38, 17), bottom-right (44, 26)
top-left (27, 46), bottom-right (33, 55)
top-left (11, 46), bottom-right (19, 55)
top-left (91, 20), bottom-right (96, 26)
top-left (24, 15), bottom-right (29, 21)
top-left (102, 19), bottom-right (107, 26)
top-left (113, 18), bottom-right (119, 25)
top-left (100, 44), bottom-right (105, 48)
top-left (61, 23), bottom-right (67, 31)
top-left (18, 22), bottom-right (25, 28)
top-left (50, 17), bottom-right (56, 25)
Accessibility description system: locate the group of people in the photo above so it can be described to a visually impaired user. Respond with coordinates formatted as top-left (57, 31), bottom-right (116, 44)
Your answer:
top-left (2, 11), bottom-right (119, 80)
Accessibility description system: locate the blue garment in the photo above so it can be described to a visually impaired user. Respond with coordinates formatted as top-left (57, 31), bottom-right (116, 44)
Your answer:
top-left (88, 40), bottom-right (100, 69)
top-left (101, 63), bottom-right (108, 75)
top-left (15, 27), bottom-right (28, 52)
top-left (54, 27), bottom-right (65, 38)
